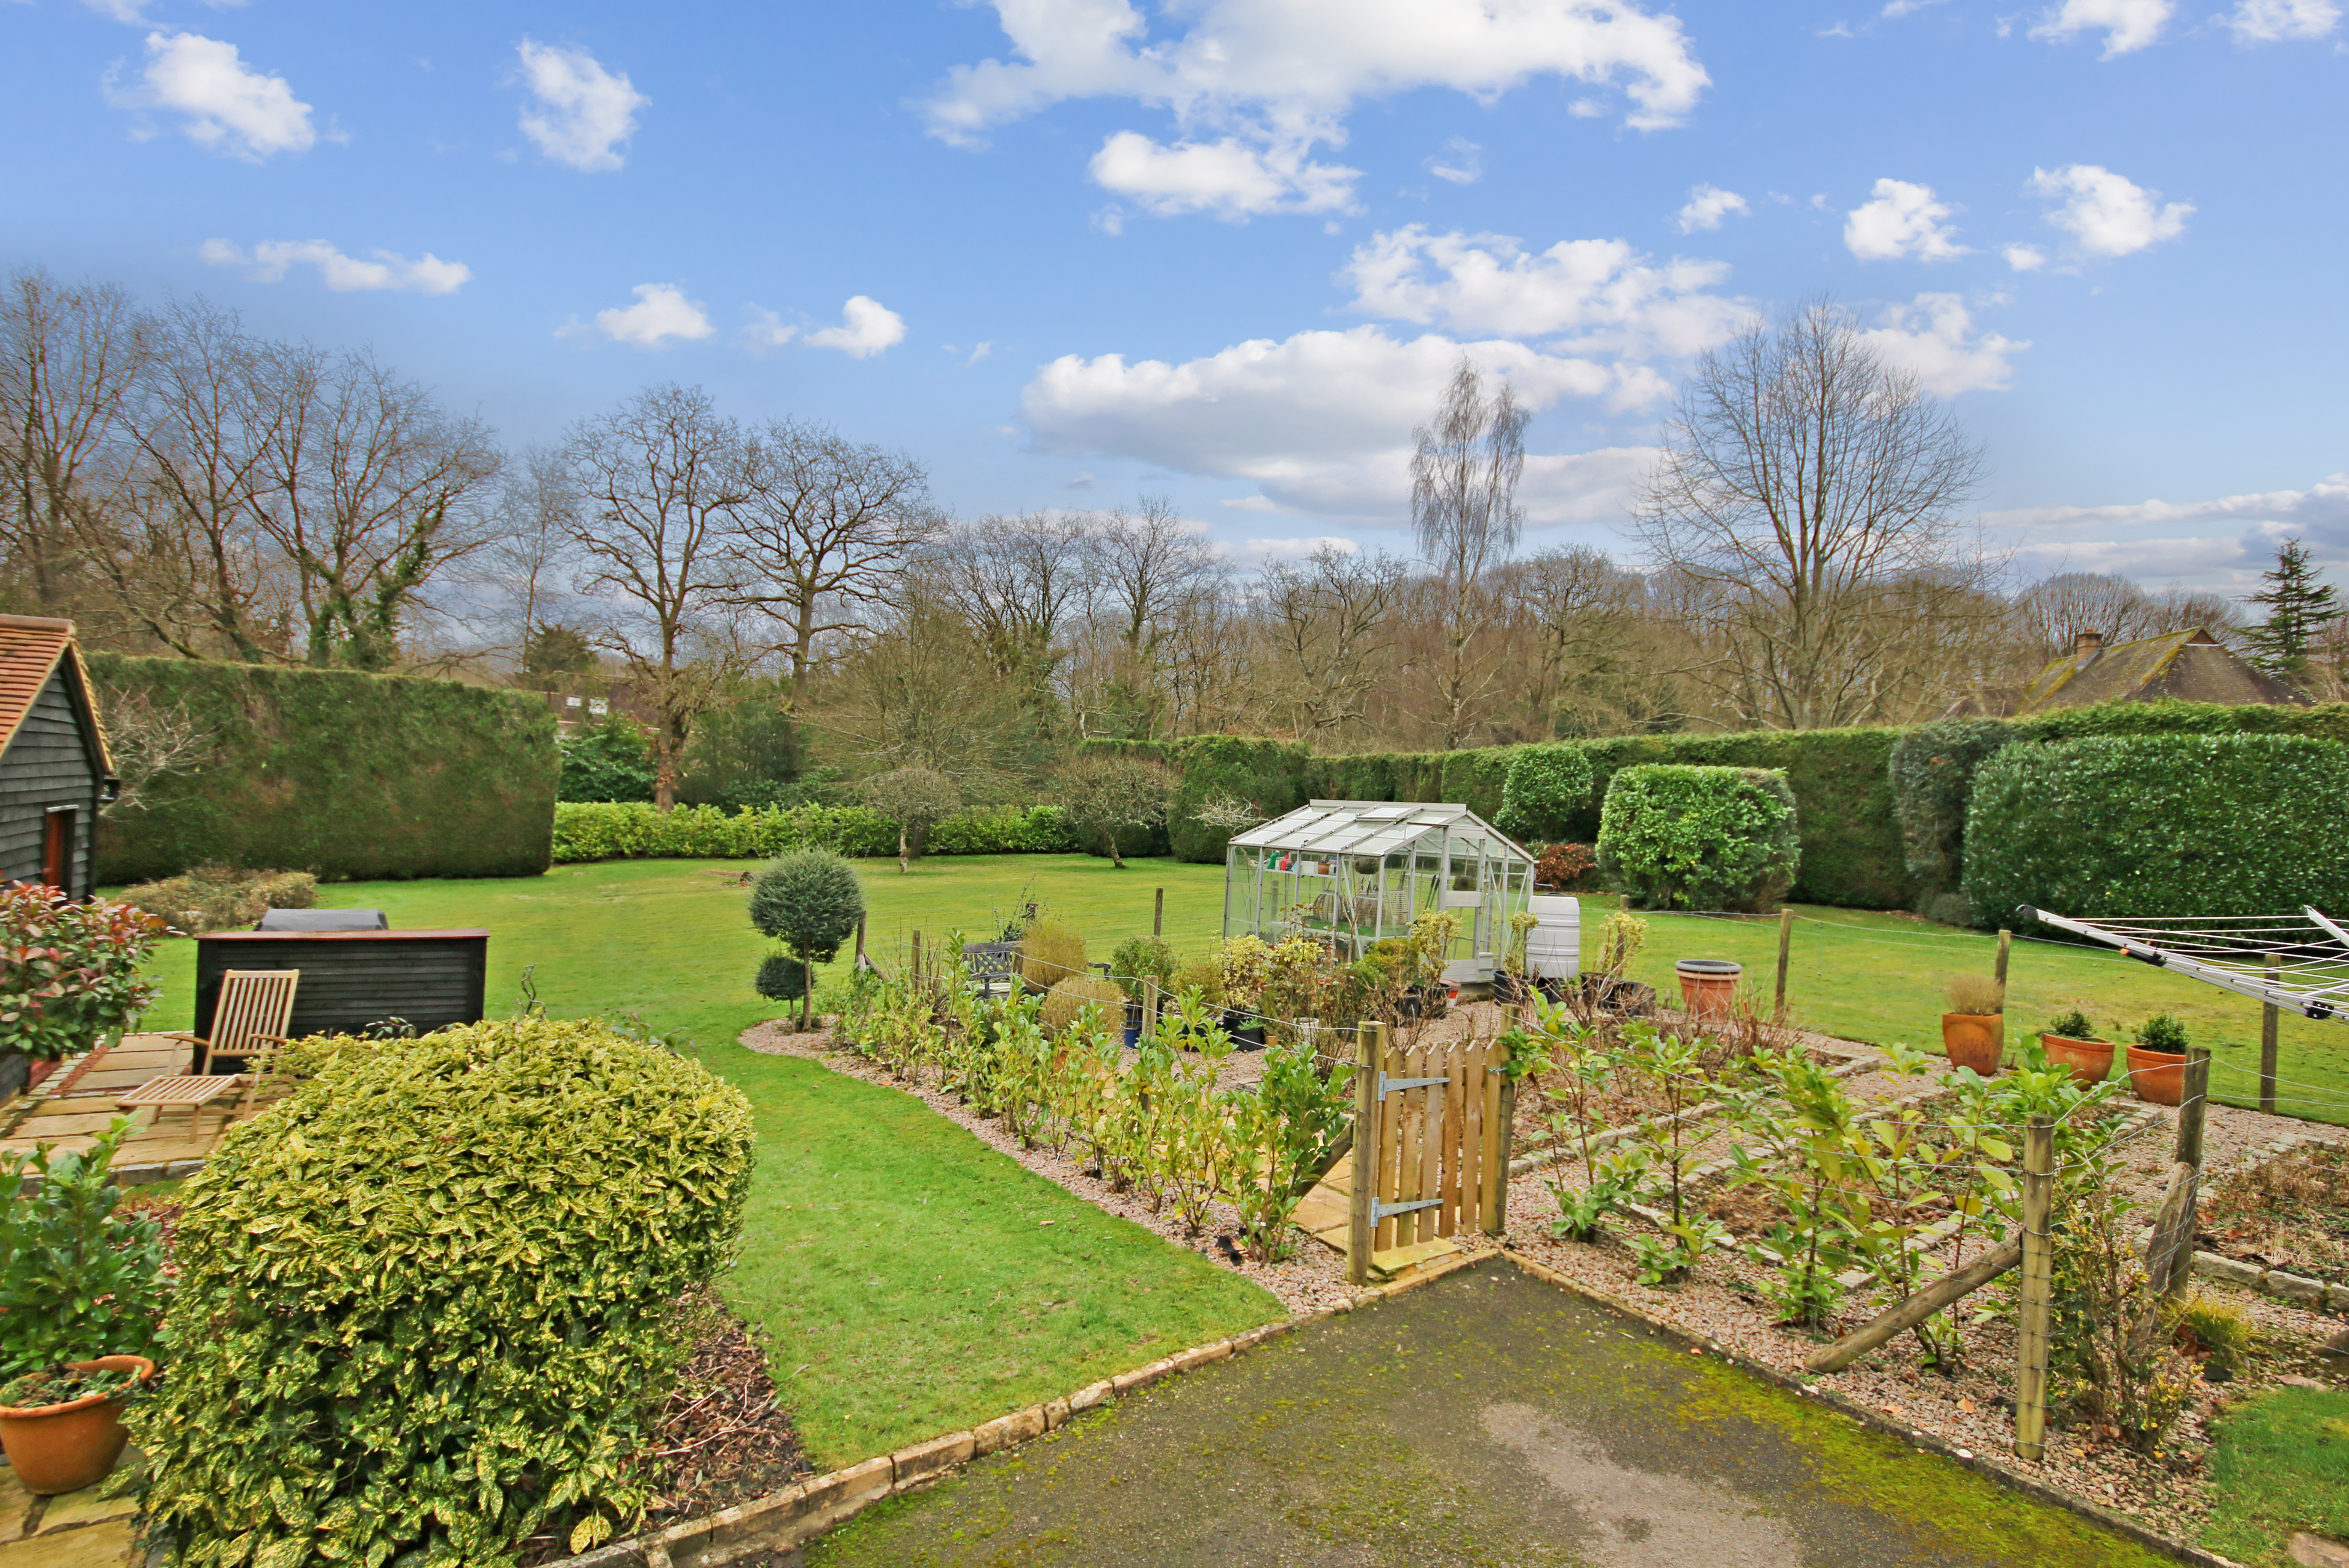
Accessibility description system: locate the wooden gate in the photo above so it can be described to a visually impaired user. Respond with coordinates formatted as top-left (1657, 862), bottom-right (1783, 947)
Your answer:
top-left (1344, 1023), bottom-right (1511, 1282)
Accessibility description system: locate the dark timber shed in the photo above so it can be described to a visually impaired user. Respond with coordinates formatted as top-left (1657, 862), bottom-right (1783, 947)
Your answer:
top-left (0, 615), bottom-right (117, 899)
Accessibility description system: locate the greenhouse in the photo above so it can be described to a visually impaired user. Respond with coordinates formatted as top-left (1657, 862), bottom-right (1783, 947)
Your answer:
top-left (1221, 800), bottom-right (1539, 985)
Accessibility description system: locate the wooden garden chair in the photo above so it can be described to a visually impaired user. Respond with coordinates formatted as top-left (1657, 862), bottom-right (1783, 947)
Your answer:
top-left (116, 970), bottom-right (301, 1142)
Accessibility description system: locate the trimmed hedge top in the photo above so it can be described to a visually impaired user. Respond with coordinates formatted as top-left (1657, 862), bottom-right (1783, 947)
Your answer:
top-left (132, 1018), bottom-right (756, 1568)
top-left (1963, 732), bottom-right (2349, 923)
top-left (1598, 764), bottom-right (1801, 913)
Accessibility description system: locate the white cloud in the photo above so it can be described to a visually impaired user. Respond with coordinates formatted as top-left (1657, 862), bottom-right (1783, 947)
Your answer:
top-left (198, 238), bottom-right (470, 294)
top-left (2028, 0), bottom-right (2175, 56)
top-left (2224, 0), bottom-right (2341, 39)
top-left (1339, 225), bottom-right (1746, 362)
top-left (806, 296), bottom-right (907, 358)
top-left (2024, 164), bottom-right (2191, 262)
top-left (1856, 293), bottom-right (2027, 395)
top-left (1990, 474), bottom-right (2349, 586)
top-left (2004, 243), bottom-right (2048, 271)
top-left (1233, 534), bottom-right (1363, 562)
top-left (1221, 495), bottom-right (1286, 513)
top-left (565, 283), bottom-right (712, 348)
top-left (1843, 178), bottom-right (1969, 262)
top-left (106, 31), bottom-right (314, 160)
top-left (743, 309), bottom-right (798, 353)
top-left (1673, 184), bottom-right (1749, 234)
top-left (514, 39), bottom-right (647, 172)
top-left (1427, 137), bottom-right (1481, 186)
top-left (923, 0), bottom-right (1707, 222)
top-left (1021, 325), bottom-right (1650, 518)
top-left (1089, 131), bottom-right (1358, 218)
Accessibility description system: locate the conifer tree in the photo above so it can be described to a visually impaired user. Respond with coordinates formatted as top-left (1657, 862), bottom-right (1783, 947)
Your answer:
top-left (2245, 537), bottom-right (2341, 676)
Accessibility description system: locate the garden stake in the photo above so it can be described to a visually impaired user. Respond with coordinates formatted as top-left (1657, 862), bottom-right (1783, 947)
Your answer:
top-left (2261, 955), bottom-right (2280, 1114)
top-left (1347, 1022), bottom-right (1378, 1286)
top-left (1154, 887), bottom-right (1164, 937)
top-left (1774, 908), bottom-right (1792, 1020)
top-left (2013, 1114), bottom-right (2054, 1463)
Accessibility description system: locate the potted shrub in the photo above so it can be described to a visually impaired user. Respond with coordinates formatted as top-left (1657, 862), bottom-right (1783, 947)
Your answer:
top-left (1219, 937), bottom-right (1271, 1048)
top-left (2040, 1008), bottom-right (2114, 1086)
top-left (0, 1359), bottom-right (155, 1494)
top-left (1941, 973), bottom-right (2006, 1075)
top-left (2128, 1012), bottom-right (2190, 1105)
top-left (1675, 959), bottom-right (1742, 1026)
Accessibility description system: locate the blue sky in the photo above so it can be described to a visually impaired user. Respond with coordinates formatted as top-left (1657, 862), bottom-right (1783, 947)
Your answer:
top-left (5, 0), bottom-right (2344, 589)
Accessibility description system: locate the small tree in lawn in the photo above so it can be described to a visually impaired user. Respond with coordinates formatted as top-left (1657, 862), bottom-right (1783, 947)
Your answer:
top-left (1057, 754), bottom-right (1175, 869)
top-left (863, 767), bottom-right (960, 874)
top-left (748, 851), bottom-right (866, 1030)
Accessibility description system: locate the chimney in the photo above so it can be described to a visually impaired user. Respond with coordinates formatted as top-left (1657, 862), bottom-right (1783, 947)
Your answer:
top-left (2074, 630), bottom-right (2104, 668)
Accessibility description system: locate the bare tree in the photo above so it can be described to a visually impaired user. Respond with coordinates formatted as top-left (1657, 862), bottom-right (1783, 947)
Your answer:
top-left (0, 268), bottom-right (149, 610)
top-left (94, 683), bottom-right (217, 815)
top-left (484, 444), bottom-right (583, 676)
top-left (808, 591), bottom-right (1031, 797)
top-left (1259, 544), bottom-right (1404, 741)
top-left (253, 344), bottom-right (502, 669)
top-left (1635, 301), bottom-right (1989, 730)
top-left (563, 384), bottom-right (751, 809)
top-left (1411, 356), bottom-right (1527, 746)
top-left (1489, 544), bottom-right (1643, 734)
top-left (925, 511), bottom-right (1097, 728)
top-left (2007, 570), bottom-right (2247, 669)
top-left (728, 418), bottom-right (940, 713)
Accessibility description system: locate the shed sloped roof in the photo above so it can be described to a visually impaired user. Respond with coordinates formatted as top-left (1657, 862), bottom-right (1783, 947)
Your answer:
top-left (0, 614), bottom-right (116, 774)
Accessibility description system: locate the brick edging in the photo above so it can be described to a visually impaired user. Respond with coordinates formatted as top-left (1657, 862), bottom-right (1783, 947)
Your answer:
top-left (542, 1250), bottom-right (1490, 1568)
top-left (1501, 1249), bottom-right (2244, 1568)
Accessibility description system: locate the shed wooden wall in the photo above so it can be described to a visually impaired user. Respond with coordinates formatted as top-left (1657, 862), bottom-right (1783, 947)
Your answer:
top-left (0, 671), bottom-right (98, 897)
top-left (196, 931), bottom-right (489, 1040)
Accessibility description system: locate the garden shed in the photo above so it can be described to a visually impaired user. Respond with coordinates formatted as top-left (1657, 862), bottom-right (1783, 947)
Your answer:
top-left (1222, 800), bottom-right (1537, 985)
top-left (0, 614), bottom-right (116, 899)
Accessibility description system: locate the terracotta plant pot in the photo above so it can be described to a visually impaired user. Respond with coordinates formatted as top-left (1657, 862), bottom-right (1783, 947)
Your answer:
top-left (2127, 1045), bottom-right (2188, 1106)
top-left (1675, 959), bottom-right (1741, 1028)
top-left (0, 1355), bottom-right (155, 1495)
top-left (2040, 1032), bottom-right (2115, 1087)
top-left (1941, 1013), bottom-right (2005, 1076)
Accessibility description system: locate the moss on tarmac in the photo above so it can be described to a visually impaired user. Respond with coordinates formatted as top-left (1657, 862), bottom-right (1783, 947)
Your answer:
top-left (810, 1262), bottom-right (2179, 1568)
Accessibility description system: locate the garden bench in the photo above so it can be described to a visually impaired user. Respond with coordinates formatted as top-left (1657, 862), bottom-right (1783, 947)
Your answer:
top-left (965, 940), bottom-right (1020, 997)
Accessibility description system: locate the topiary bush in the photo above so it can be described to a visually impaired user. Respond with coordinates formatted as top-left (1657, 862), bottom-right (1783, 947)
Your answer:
top-left (750, 851), bottom-right (866, 1026)
top-left (130, 1018), bottom-right (755, 1568)
top-left (1596, 765), bottom-right (1801, 913)
top-left (754, 951), bottom-right (807, 1002)
top-left (1498, 745), bottom-right (1595, 844)
top-left (1962, 734), bottom-right (2349, 925)
top-left (1889, 717), bottom-right (2016, 916)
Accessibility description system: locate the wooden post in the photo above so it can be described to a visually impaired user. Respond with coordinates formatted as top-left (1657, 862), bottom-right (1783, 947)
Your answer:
top-left (1995, 928), bottom-right (2013, 1056)
top-left (1347, 1023), bottom-right (1378, 1285)
top-left (1154, 887), bottom-right (1164, 937)
top-left (1774, 908), bottom-right (1793, 1020)
top-left (1490, 1073), bottom-right (1516, 1234)
top-left (2176, 1046), bottom-right (2210, 1169)
top-left (911, 930), bottom-right (923, 985)
top-left (2262, 954), bottom-right (2281, 1116)
top-left (2014, 1114), bottom-right (2054, 1463)
top-left (854, 916), bottom-right (866, 968)
top-left (1807, 1236), bottom-right (2024, 1373)
top-left (1144, 979), bottom-right (1160, 1038)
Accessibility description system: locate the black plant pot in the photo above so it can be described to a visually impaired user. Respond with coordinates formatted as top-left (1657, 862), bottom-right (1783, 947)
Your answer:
top-left (1222, 1010), bottom-right (1267, 1051)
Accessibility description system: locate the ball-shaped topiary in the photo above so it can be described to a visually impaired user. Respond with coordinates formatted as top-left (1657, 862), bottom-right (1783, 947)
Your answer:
top-left (749, 851), bottom-right (866, 1024)
top-left (754, 951), bottom-right (807, 1001)
top-left (1597, 765), bottom-right (1801, 913)
top-left (1498, 744), bottom-right (1596, 844)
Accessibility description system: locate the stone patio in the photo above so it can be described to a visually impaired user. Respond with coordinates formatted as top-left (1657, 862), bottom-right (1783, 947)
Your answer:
top-left (0, 1035), bottom-right (258, 1173)
top-left (0, 1450), bottom-right (142, 1568)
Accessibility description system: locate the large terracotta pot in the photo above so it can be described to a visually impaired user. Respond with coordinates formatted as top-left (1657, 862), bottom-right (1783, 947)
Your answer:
top-left (0, 1355), bottom-right (155, 1494)
top-left (2127, 1045), bottom-right (2188, 1106)
top-left (1675, 959), bottom-right (1741, 1028)
top-left (1942, 1013), bottom-right (2004, 1076)
top-left (2041, 1032), bottom-right (2115, 1087)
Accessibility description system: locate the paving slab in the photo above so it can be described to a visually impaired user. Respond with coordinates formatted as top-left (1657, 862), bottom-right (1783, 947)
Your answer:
top-left (0, 1520), bottom-right (134, 1568)
top-left (809, 1262), bottom-right (2178, 1568)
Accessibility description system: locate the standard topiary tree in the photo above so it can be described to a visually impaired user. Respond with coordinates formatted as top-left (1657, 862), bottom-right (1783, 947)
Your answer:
top-left (1597, 764), bottom-right (1801, 913)
top-left (749, 850), bottom-right (867, 1029)
top-left (1963, 733), bottom-right (2349, 925)
top-left (1499, 744), bottom-right (1596, 844)
top-left (861, 767), bottom-right (961, 874)
top-left (1888, 717), bottom-right (2015, 924)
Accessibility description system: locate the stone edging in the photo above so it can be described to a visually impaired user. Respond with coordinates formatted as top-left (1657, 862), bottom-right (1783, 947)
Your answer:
top-left (546, 1250), bottom-right (1490, 1568)
top-left (1501, 1248), bottom-right (2244, 1568)
top-left (2170, 1131), bottom-right (2348, 1317)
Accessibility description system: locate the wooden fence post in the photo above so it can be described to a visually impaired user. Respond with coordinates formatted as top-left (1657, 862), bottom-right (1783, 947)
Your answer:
top-left (911, 930), bottom-right (923, 985)
top-left (1154, 887), bottom-right (1164, 937)
top-left (2262, 955), bottom-right (2281, 1116)
top-left (2014, 1114), bottom-right (2054, 1464)
top-left (1490, 1070), bottom-right (1516, 1235)
top-left (1347, 1022), bottom-right (1378, 1286)
top-left (1144, 979), bottom-right (1160, 1038)
top-left (854, 917), bottom-right (866, 968)
top-left (1995, 927), bottom-right (2012, 988)
top-left (1774, 908), bottom-right (1793, 1020)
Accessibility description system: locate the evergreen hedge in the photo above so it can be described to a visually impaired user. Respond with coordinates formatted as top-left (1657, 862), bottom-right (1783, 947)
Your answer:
top-left (1889, 717), bottom-right (2017, 922)
top-left (131, 1018), bottom-right (755, 1568)
top-left (1498, 744), bottom-right (1596, 843)
top-left (89, 655), bottom-right (557, 882)
top-left (1598, 765), bottom-right (1802, 912)
top-left (551, 801), bottom-right (1076, 862)
top-left (1962, 733), bottom-right (2349, 924)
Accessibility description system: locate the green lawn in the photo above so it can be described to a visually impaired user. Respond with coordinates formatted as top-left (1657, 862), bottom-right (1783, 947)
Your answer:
top-left (2202, 1386), bottom-right (2349, 1567)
